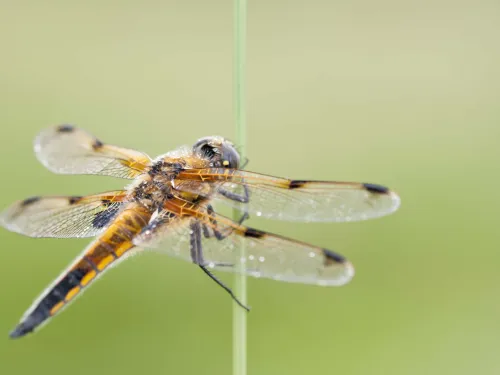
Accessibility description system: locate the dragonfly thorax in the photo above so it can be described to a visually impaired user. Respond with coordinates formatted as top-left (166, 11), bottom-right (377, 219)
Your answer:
top-left (128, 170), bottom-right (176, 212)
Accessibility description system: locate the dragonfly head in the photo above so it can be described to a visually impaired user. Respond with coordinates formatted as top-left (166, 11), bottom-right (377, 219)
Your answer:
top-left (193, 136), bottom-right (240, 169)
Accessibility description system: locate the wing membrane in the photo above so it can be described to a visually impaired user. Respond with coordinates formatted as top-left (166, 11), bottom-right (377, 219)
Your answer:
top-left (133, 201), bottom-right (354, 286)
top-left (175, 168), bottom-right (401, 222)
top-left (34, 125), bottom-right (151, 179)
top-left (0, 191), bottom-right (127, 238)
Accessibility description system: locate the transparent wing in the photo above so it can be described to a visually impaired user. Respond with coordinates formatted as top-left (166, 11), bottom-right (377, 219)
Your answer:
top-left (0, 191), bottom-right (127, 238)
top-left (175, 168), bottom-right (400, 222)
top-left (133, 201), bottom-right (354, 286)
top-left (34, 125), bottom-right (151, 179)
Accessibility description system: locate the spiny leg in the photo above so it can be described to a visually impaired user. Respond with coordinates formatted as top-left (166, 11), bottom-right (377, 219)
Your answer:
top-left (189, 221), bottom-right (250, 311)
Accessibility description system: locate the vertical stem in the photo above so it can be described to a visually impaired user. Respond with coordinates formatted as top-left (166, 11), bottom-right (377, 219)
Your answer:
top-left (233, 0), bottom-right (247, 375)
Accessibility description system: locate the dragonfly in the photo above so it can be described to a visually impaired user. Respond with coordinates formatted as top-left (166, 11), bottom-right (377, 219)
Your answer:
top-left (1, 125), bottom-right (400, 338)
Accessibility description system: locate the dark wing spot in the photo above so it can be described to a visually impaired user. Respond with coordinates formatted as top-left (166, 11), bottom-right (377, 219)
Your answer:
top-left (323, 249), bottom-right (346, 265)
top-left (92, 139), bottom-right (104, 150)
top-left (21, 196), bottom-right (41, 206)
top-left (363, 183), bottom-right (389, 194)
top-left (289, 180), bottom-right (307, 189)
top-left (69, 196), bottom-right (83, 205)
top-left (244, 228), bottom-right (265, 238)
top-left (92, 204), bottom-right (120, 229)
top-left (56, 124), bottom-right (75, 133)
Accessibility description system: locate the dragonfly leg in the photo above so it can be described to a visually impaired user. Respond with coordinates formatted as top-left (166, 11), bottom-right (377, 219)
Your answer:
top-left (189, 221), bottom-right (204, 264)
top-left (239, 157), bottom-right (250, 169)
top-left (218, 185), bottom-right (250, 225)
top-left (204, 204), bottom-right (249, 241)
top-left (189, 220), bottom-right (250, 311)
top-left (218, 185), bottom-right (250, 203)
top-left (198, 266), bottom-right (250, 311)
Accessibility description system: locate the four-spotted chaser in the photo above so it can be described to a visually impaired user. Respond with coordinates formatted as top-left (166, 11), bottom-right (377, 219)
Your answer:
top-left (1, 125), bottom-right (400, 338)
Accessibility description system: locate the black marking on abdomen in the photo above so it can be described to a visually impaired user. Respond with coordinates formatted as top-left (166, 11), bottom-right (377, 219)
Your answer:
top-left (64, 269), bottom-right (86, 290)
top-left (57, 124), bottom-right (75, 133)
top-left (10, 310), bottom-right (46, 338)
top-left (37, 268), bottom-right (86, 311)
top-left (289, 180), bottom-right (307, 189)
top-left (363, 183), bottom-right (389, 194)
top-left (21, 196), bottom-right (41, 206)
top-left (9, 267), bottom-right (88, 339)
top-left (244, 228), bottom-right (265, 239)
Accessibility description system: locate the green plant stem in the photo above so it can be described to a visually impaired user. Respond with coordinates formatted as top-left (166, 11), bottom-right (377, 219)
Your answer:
top-left (233, 0), bottom-right (247, 374)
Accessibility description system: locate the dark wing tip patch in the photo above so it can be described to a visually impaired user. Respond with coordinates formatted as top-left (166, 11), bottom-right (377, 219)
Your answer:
top-left (68, 196), bottom-right (83, 205)
top-left (56, 124), bottom-right (75, 133)
top-left (363, 183), bottom-right (389, 194)
top-left (322, 249), bottom-right (346, 264)
top-left (244, 228), bottom-right (266, 238)
top-left (289, 180), bottom-right (307, 189)
top-left (21, 196), bottom-right (41, 207)
top-left (92, 139), bottom-right (104, 150)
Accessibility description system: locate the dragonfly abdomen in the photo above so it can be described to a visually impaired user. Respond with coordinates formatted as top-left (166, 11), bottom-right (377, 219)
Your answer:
top-left (9, 204), bottom-right (152, 338)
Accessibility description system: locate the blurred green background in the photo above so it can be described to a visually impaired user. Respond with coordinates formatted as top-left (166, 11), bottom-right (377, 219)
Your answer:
top-left (1, 0), bottom-right (499, 374)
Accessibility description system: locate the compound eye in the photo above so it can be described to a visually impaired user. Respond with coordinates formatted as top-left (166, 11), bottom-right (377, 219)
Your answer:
top-left (199, 144), bottom-right (217, 158)
top-left (193, 139), bottom-right (217, 159)
top-left (221, 144), bottom-right (240, 169)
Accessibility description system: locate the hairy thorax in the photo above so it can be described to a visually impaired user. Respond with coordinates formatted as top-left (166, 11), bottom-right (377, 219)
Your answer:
top-left (127, 155), bottom-right (212, 212)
